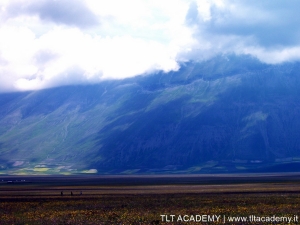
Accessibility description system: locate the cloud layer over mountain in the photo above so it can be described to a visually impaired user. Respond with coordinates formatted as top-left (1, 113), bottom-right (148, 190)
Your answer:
top-left (1, 0), bottom-right (300, 92)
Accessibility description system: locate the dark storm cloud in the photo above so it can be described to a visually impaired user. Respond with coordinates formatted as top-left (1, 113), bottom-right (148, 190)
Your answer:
top-left (7, 0), bottom-right (99, 28)
top-left (192, 0), bottom-right (300, 48)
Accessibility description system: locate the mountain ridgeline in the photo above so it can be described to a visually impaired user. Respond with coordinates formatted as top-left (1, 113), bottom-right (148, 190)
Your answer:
top-left (1, 55), bottom-right (300, 174)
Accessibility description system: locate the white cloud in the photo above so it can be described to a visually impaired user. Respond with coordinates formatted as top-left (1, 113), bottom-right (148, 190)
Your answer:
top-left (1, 0), bottom-right (300, 92)
top-left (0, 0), bottom-right (195, 92)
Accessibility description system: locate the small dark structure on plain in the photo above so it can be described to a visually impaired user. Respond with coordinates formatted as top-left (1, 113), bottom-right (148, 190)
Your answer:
top-left (80, 191), bottom-right (82, 195)
top-left (71, 191), bottom-right (73, 196)
top-left (61, 191), bottom-right (63, 196)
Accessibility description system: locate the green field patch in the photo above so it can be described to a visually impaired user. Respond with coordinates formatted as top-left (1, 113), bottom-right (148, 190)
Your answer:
top-left (33, 167), bottom-right (50, 172)
top-left (81, 169), bottom-right (98, 174)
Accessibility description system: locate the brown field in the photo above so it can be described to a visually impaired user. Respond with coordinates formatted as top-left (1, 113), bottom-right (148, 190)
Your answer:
top-left (0, 174), bottom-right (300, 224)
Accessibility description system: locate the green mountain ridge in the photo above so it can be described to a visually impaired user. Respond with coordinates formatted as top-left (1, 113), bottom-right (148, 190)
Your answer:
top-left (1, 55), bottom-right (300, 174)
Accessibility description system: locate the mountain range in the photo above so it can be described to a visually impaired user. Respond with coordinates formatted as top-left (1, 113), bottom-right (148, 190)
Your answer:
top-left (1, 55), bottom-right (300, 174)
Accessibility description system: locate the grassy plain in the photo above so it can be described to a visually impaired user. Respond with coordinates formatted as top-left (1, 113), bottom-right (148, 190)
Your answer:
top-left (0, 174), bottom-right (300, 224)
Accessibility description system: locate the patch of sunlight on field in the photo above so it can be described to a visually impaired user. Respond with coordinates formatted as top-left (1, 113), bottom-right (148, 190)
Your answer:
top-left (81, 169), bottom-right (98, 174)
top-left (33, 167), bottom-right (49, 172)
top-left (60, 172), bottom-right (72, 175)
top-left (13, 172), bottom-right (29, 175)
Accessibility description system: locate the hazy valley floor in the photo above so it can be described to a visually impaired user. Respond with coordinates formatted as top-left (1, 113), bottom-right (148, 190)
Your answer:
top-left (0, 174), bottom-right (300, 224)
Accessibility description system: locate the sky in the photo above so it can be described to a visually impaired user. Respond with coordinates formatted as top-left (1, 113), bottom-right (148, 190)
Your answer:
top-left (1, 0), bottom-right (300, 92)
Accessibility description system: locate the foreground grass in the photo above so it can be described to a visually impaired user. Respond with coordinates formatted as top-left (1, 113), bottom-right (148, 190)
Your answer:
top-left (0, 187), bottom-right (299, 224)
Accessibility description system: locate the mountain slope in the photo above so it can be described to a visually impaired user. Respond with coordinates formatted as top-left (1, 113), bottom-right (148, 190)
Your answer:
top-left (1, 55), bottom-right (300, 174)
